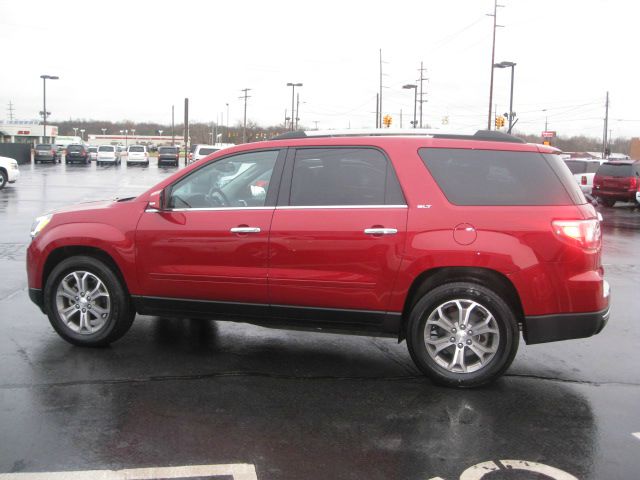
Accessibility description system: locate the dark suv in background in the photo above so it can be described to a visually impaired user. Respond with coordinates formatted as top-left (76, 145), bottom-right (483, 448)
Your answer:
top-left (26, 130), bottom-right (609, 388)
top-left (34, 144), bottom-right (58, 164)
top-left (593, 160), bottom-right (640, 207)
top-left (157, 146), bottom-right (180, 166)
top-left (65, 144), bottom-right (90, 164)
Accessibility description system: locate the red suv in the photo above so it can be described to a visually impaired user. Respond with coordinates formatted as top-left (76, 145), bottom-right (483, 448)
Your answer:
top-left (26, 130), bottom-right (610, 387)
top-left (592, 160), bottom-right (640, 207)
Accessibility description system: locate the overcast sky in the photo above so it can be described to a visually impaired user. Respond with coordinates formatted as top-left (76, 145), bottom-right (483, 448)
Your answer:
top-left (1, 0), bottom-right (639, 138)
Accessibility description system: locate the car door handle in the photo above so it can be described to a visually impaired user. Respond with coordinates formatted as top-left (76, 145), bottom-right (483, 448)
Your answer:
top-left (364, 228), bottom-right (398, 235)
top-left (230, 227), bottom-right (261, 234)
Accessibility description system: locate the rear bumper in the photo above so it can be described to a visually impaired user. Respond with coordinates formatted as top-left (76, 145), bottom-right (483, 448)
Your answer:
top-left (523, 306), bottom-right (609, 344)
top-left (594, 190), bottom-right (637, 201)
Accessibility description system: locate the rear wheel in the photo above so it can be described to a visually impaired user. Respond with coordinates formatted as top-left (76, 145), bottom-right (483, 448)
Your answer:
top-left (406, 282), bottom-right (519, 388)
top-left (44, 255), bottom-right (135, 347)
top-left (0, 170), bottom-right (7, 189)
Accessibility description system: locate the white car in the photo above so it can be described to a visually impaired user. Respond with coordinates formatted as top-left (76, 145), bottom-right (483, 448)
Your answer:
top-left (96, 145), bottom-right (121, 165)
top-left (563, 159), bottom-right (606, 197)
top-left (0, 155), bottom-right (20, 190)
top-left (126, 145), bottom-right (149, 166)
top-left (189, 144), bottom-right (225, 164)
top-left (88, 146), bottom-right (99, 161)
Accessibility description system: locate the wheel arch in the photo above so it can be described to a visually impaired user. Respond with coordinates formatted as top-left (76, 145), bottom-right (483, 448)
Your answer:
top-left (42, 246), bottom-right (131, 296)
top-left (400, 266), bottom-right (524, 341)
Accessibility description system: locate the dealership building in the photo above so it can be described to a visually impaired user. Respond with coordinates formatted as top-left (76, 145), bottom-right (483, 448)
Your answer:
top-left (0, 120), bottom-right (58, 144)
top-left (87, 134), bottom-right (184, 147)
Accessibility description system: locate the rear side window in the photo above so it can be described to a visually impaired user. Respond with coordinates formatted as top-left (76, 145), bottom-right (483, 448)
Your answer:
top-left (289, 148), bottom-right (405, 206)
top-left (419, 148), bottom-right (585, 206)
top-left (597, 163), bottom-right (634, 178)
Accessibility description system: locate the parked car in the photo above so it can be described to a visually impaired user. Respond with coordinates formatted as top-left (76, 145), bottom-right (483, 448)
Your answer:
top-left (189, 144), bottom-right (223, 164)
top-left (126, 145), bottom-right (149, 166)
top-left (34, 144), bottom-right (58, 164)
top-left (157, 146), bottom-right (180, 167)
top-left (26, 129), bottom-right (609, 388)
top-left (0, 155), bottom-right (20, 189)
top-left (563, 158), bottom-right (606, 197)
top-left (65, 144), bottom-right (90, 164)
top-left (88, 146), bottom-right (99, 161)
top-left (592, 160), bottom-right (640, 207)
top-left (96, 145), bottom-right (121, 166)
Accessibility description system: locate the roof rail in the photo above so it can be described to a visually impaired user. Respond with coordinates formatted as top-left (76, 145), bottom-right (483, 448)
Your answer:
top-left (270, 128), bottom-right (525, 143)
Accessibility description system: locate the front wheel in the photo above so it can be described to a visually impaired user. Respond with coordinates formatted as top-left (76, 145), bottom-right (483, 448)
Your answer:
top-left (0, 170), bottom-right (7, 189)
top-left (406, 282), bottom-right (519, 388)
top-left (44, 255), bottom-right (135, 347)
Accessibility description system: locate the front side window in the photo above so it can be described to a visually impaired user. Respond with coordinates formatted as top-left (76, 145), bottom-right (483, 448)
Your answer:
top-left (289, 148), bottom-right (405, 206)
top-left (167, 150), bottom-right (279, 209)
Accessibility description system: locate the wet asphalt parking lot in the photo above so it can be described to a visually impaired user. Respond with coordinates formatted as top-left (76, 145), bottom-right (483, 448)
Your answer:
top-left (1, 158), bottom-right (640, 480)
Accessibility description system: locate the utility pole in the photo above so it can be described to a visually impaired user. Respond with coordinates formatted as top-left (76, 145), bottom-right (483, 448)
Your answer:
top-left (284, 109), bottom-right (288, 129)
top-left (7, 102), bottom-right (15, 122)
top-left (225, 103), bottom-right (229, 143)
top-left (239, 88), bottom-right (251, 143)
top-left (171, 105), bottom-right (175, 146)
top-left (486, 0), bottom-right (503, 130)
top-left (602, 91), bottom-right (609, 159)
top-left (295, 93), bottom-right (300, 130)
top-left (184, 98), bottom-right (189, 160)
top-left (379, 49), bottom-right (383, 128)
top-left (418, 62), bottom-right (428, 128)
top-left (375, 93), bottom-right (379, 128)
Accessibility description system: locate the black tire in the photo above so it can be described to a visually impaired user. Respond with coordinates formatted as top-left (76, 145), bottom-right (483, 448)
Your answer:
top-left (0, 169), bottom-right (6, 190)
top-left (406, 281), bottom-right (519, 388)
top-left (44, 255), bottom-right (135, 347)
top-left (600, 198), bottom-right (616, 208)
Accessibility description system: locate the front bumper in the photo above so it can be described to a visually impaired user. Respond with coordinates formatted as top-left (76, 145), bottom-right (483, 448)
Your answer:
top-left (8, 167), bottom-right (20, 183)
top-left (523, 280), bottom-right (610, 344)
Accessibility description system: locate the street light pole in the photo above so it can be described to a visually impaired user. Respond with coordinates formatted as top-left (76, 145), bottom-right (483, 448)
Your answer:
top-left (403, 84), bottom-right (418, 128)
top-left (40, 74), bottom-right (59, 143)
top-left (80, 129), bottom-right (85, 141)
top-left (286, 82), bottom-right (302, 131)
top-left (493, 61), bottom-right (516, 132)
top-left (225, 103), bottom-right (229, 143)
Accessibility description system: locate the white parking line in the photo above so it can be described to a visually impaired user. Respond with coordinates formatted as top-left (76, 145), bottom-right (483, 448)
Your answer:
top-left (0, 464), bottom-right (258, 480)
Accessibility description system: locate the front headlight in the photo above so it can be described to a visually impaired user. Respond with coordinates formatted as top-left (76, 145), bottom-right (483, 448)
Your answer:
top-left (30, 214), bottom-right (53, 239)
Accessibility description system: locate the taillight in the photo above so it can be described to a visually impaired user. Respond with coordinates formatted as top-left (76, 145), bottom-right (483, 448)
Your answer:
top-left (630, 177), bottom-right (637, 191)
top-left (188, 153), bottom-right (193, 160)
top-left (581, 175), bottom-right (587, 185)
top-left (552, 219), bottom-right (601, 251)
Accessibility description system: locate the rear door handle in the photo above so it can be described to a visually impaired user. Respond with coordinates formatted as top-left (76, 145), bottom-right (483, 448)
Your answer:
top-left (230, 227), bottom-right (261, 234)
top-left (364, 228), bottom-right (398, 235)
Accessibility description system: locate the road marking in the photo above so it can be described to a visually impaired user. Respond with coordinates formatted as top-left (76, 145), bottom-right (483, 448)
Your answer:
top-left (633, 432), bottom-right (640, 441)
top-left (0, 464), bottom-right (258, 480)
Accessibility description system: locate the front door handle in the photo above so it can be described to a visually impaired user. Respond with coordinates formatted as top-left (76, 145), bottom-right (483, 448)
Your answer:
top-left (230, 226), bottom-right (261, 234)
top-left (364, 228), bottom-right (398, 235)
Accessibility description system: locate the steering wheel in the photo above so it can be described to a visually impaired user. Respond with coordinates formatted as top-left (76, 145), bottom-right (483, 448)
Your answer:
top-left (206, 186), bottom-right (230, 207)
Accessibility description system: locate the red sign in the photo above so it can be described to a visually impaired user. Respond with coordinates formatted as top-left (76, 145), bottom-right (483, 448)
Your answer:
top-left (542, 131), bottom-right (556, 138)
top-left (18, 130), bottom-right (31, 135)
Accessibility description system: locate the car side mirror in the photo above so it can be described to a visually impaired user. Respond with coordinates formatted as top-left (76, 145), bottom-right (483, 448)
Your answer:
top-left (147, 189), bottom-right (165, 211)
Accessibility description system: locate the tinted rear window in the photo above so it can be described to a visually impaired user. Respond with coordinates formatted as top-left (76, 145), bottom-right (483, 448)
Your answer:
top-left (129, 146), bottom-right (144, 152)
top-left (419, 148), bottom-right (585, 206)
top-left (89, 147), bottom-right (98, 152)
top-left (36, 144), bottom-right (52, 150)
top-left (98, 146), bottom-right (114, 152)
top-left (564, 160), bottom-right (588, 174)
top-left (597, 163), bottom-right (634, 178)
top-left (67, 145), bottom-right (83, 152)
top-left (159, 147), bottom-right (178, 154)
top-left (198, 148), bottom-right (219, 156)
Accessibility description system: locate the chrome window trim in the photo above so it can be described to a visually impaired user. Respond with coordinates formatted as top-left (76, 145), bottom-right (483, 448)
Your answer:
top-left (146, 205), bottom-right (408, 213)
top-left (276, 205), bottom-right (408, 210)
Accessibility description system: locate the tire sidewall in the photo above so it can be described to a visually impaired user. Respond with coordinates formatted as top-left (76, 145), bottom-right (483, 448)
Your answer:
top-left (44, 256), bottom-right (128, 346)
top-left (407, 282), bottom-right (519, 387)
